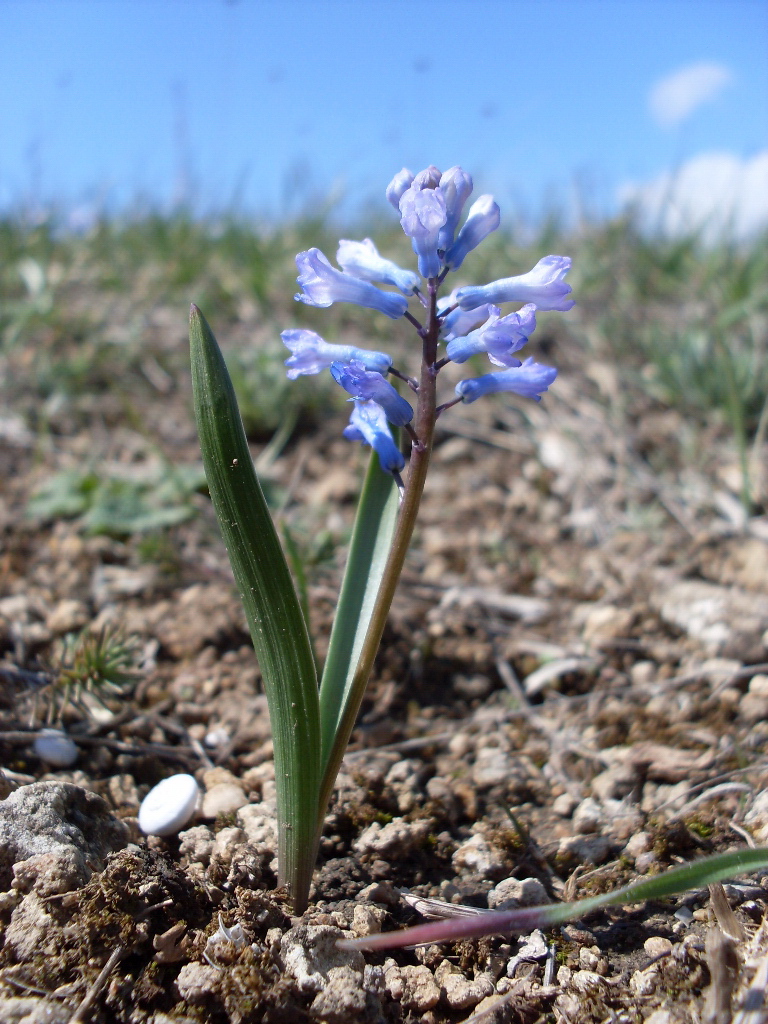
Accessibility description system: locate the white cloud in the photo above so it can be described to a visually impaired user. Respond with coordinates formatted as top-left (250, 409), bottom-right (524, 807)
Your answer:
top-left (649, 62), bottom-right (732, 129)
top-left (619, 151), bottom-right (768, 241)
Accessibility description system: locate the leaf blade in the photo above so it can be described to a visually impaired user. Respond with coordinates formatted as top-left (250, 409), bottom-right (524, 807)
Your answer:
top-left (189, 305), bottom-right (321, 911)
top-left (340, 846), bottom-right (768, 950)
top-left (318, 448), bottom-right (399, 767)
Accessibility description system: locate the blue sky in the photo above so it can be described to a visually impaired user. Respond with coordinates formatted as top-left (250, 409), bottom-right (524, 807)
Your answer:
top-left (1, 0), bottom-right (766, 232)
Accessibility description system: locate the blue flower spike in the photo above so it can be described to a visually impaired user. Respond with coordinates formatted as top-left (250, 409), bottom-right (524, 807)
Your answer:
top-left (295, 248), bottom-right (409, 319)
top-left (330, 360), bottom-right (414, 427)
top-left (281, 329), bottom-right (392, 379)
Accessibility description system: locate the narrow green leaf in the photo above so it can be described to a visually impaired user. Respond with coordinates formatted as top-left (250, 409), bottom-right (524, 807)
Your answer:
top-left (340, 846), bottom-right (768, 950)
top-left (319, 448), bottom-right (399, 767)
top-left (189, 305), bottom-right (321, 912)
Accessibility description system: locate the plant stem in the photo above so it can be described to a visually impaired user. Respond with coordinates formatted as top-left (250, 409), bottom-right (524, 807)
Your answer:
top-left (314, 281), bottom-right (440, 836)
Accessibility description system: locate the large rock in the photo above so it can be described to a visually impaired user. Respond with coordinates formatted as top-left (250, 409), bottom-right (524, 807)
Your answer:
top-left (0, 781), bottom-right (128, 893)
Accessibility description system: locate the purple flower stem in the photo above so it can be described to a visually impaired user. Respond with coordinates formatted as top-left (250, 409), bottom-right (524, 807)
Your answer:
top-left (433, 356), bottom-right (450, 372)
top-left (436, 266), bottom-right (451, 287)
top-left (404, 422), bottom-right (424, 449)
top-left (404, 310), bottom-right (425, 334)
top-left (435, 396), bottom-right (463, 418)
top-left (412, 286), bottom-right (429, 310)
top-left (388, 366), bottom-right (420, 392)
top-left (436, 302), bottom-right (457, 320)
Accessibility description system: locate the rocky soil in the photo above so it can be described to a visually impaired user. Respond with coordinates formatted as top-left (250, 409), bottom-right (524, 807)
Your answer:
top-left (2, 297), bottom-right (768, 1023)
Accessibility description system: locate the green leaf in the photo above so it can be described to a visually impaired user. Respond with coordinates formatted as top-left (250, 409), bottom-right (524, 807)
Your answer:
top-left (318, 448), bottom-right (399, 768)
top-left (189, 305), bottom-right (321, 912)
top-left (340, 846), bottom-right (768, 951)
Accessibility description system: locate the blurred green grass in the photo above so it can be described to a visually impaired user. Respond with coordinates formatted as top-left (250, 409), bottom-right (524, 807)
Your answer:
top-left (1, 205), bottom-right (766, 513)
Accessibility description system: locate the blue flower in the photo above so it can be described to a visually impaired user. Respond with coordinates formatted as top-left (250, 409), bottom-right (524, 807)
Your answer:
top-left (343, 400), bottom-right (405, 475)
top-left (438, 291), bottom-right (495, 341)
top-left (456, 255), bottom-right (575, 312)
top-left (399, 184), bottom-right (447, 280)
top-left (281, 329), bottom-right (392, 379)
top-left (386, 167), bottom-right (414, 211)
top-left (455, 357), bottom-right (557, 403)
top-left (295, 248), bottom-right (409, 319)
top-left (446, 303), bottom-right (537, 367)
top-left (337, 238), bottom-right (420, 295)
top-left (437, 166), bottom-right (473, 252)
top-left (444, 195), bottom-right (501, 270)
top-left (330, 360), bottom-right (414, 426)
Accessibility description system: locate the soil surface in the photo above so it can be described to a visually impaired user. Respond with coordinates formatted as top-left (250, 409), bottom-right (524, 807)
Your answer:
top-left (2, 296), bottom-right (768, 1024)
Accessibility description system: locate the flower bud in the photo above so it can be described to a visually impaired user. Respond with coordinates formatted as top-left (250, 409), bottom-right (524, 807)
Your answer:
top-left (444, 195), bottom-right (500, 269)
top-left (437, 166), bottom-right (473, 252)
top-left (386, 168), bottom-right (414, 211)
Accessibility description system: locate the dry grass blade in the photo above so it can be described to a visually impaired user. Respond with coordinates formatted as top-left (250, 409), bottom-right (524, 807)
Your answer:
top-left (710, 882), bottom-right (748, 942)
top-left (703, 926), bottom-right (740, 1024)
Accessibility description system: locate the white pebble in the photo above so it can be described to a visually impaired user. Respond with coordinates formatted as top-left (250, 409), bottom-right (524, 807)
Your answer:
top-left (139, 774), bottom-right (200, 836)
top-left (33, 729), bottom-right (78, 768)
top-left (204, 727), bottom-right (230, 749)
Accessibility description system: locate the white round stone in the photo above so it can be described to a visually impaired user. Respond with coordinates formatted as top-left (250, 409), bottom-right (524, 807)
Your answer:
top-left (139, 774), bottom-right (200, 837)
top-left (33, 729), bottom-right (79, 768)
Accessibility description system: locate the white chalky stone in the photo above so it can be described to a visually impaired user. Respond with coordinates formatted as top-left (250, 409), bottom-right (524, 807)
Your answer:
top-left (139, 774), bottom-right (200, 837)
top-left (33, 729), bottom-right (79, 768)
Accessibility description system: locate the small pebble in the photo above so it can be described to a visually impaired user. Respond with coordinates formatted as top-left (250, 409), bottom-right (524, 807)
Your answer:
top-left (202, 782), bottom-right (247, 818)
top-left (204, 727), bottom-right (230, 749)
top-left (643, 936), bottom-right (673, 957)
top-left (33, 729), bottom-right (79, 768)
top-left (552, 792), bottom-right (578, 817)
top-left (139, 774), bottom-right (200, 837)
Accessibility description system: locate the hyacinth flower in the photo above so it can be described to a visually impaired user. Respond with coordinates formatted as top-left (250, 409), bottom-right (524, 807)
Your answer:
top-left (445, 303), bottom-right (537, 367)
top-left (295, 247), bottom-right (408, 319)
top-left (437, 165), bottom-right (474, 252)
top-left (437, 291), bottom-right (494, 341)
top-left (444, 194), bottom-right (501, 270)
top-left (330, 360), bottom-right (413, 427)
top-left (343, 400), bottom-right (405, 476)
top-left (385, 166), bottom-right (414, 210)
top-left (412, 164), bottom-right (443, 189)
top-left (281, 329), bottom-right (391, 379)
top-left (398, 182), bottom-right (447, 280)
top-left (456, 254), bottom-right (575, 312)
top-left (190, 163), bottom-right (572, 915)
top-left (336, 238), bottom-right (420, 295)
top-left (455, 356), bottom-right (557, 403)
